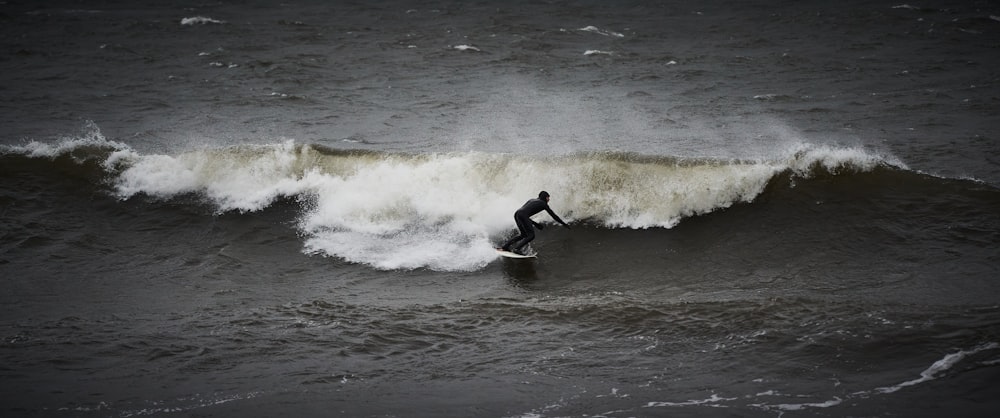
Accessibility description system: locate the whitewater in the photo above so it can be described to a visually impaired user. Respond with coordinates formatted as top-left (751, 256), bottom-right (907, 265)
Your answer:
top-left (5, 123), bottom-right (904, 271)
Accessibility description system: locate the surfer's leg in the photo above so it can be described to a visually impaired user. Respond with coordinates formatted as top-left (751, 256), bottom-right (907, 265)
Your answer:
top-left (512, 231), bottom-right (535, 254)
top-left (501, 234), bottom-right (521, 251)
top-left (512, 236), bottom-right (532, 252)
top-left (511, 217), bottom-right (535, 254)
top-left (501, 215), bottom-right (529, 250)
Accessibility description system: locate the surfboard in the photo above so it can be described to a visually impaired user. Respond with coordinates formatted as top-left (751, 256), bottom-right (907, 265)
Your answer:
top-left (496, 249), bottom-right (536, 259)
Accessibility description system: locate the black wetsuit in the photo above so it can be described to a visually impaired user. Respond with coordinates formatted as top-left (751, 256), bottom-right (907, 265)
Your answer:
top-left (501, 198), bottom-right (568, 253)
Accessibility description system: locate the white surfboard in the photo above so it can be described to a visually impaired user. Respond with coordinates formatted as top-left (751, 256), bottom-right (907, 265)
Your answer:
top-left (496, 249), bottom-right (536, 259)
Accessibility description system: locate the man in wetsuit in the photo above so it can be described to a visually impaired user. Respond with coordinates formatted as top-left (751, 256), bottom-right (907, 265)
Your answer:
top-left (499, 191), bottom-right (570, 255)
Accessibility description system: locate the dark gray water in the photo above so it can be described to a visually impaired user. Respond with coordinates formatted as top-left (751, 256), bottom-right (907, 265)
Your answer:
top-left (2, 0), bottom-right (999, 416)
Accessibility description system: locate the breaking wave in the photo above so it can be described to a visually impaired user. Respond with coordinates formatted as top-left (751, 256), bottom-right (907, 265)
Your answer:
top-left (2, 127), bottom-right (907, 271)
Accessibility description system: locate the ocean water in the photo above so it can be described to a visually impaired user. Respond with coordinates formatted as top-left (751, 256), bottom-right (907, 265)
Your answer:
top-left (2, 0), bottom-right (999, 416)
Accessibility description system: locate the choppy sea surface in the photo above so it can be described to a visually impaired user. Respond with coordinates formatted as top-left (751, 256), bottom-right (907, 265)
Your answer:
top-left (2, 0), bottom-right (999, 416)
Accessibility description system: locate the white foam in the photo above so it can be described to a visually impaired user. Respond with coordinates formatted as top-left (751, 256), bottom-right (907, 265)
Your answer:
top-left (452, 45), bottom-right (481, 52)
top-left (296, 153), bottom-right (516, 270)
top-left (784, 142), bottom-right (906, 175)
top-left (584, 50), bottom-right (612, 56)
top-left (181, 16), bottom-right (225, 25)
top-left (110, 140), bottom-right (308, 212)
top-left (104, 145), bottom-right (530, 270)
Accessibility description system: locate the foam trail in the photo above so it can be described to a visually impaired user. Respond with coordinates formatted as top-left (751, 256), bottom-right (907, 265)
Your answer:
top-left (771, 398), bottom-right (843, 411)
top-left (876, 342), bottom-right (999, 394)
top-left (646, 394), bottom-right (736, 407)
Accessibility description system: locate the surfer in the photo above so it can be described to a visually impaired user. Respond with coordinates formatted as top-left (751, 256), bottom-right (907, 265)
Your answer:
top-left (499, 191), bottom-right (570, 255)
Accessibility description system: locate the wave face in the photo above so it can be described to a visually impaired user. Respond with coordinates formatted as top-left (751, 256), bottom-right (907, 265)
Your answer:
top-left (3, 128), bottom-right (908, 271)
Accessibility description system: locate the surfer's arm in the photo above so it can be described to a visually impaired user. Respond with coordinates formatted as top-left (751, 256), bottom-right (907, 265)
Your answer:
top-left (545, 207), bottom-right (570, 228)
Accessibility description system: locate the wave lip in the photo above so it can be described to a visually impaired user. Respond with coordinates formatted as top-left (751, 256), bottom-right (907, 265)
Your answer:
top-left (1, 121), bottom-right (129, 160)
top-left (783, 143), bottom-right (906, 175)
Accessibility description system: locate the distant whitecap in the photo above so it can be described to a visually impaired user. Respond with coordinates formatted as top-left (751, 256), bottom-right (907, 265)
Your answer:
top-left (181, 16), bottom-right (225, 25)
top-left (579, 26), bottom-right (624, 38)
